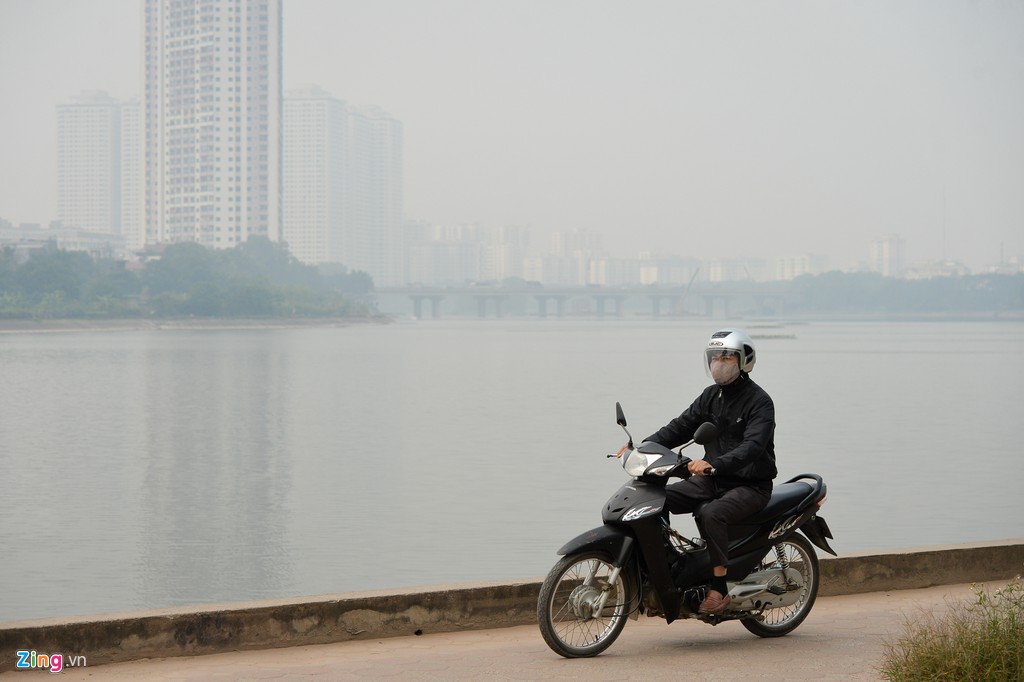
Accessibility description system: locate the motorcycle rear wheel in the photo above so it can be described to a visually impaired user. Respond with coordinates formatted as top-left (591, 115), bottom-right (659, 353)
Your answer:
top-left (537, 551), bottom-right (631, 658)
top-left (741, 532), bottom-right (819, 638)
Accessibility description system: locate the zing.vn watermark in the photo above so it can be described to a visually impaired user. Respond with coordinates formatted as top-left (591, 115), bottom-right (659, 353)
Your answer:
top-left (15, 650), bottom-right (87, 673)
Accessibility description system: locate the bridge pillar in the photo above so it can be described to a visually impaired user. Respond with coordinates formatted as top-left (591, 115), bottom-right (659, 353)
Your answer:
top-left (753, 295), bottom-right (784, 317)
top-left (535, 295), bottom-right (550, 318)
top-left (702, 295), bottom-right (732, 319)
top-left (651, 295), bottom-right (686, 317)
top-left (411, 295), bottom-right (444, 318)
top-left (593, 295), bottom-right (625, 318)
top-left (534, 295), bottom-right (568, 318)
top-left (475, 295), bottom-right (506, 318)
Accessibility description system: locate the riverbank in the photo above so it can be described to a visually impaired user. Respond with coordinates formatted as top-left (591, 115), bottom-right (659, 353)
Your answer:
top-left (3, 310), bottom-right (1021, 334)
top-left (0, 583), bottom-right (994, 681)
top-left (0, 316), bottom-right (390, 334)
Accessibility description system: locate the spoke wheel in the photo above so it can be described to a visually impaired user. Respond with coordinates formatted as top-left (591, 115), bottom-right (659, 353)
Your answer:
top-left (537, 551), bottom-right (631, 658)
top-left (741, 533), bottom-right (819, 638)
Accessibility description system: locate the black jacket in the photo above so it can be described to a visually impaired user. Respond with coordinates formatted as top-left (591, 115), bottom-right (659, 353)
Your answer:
top-left (644, 373), bottom-right (777, 490)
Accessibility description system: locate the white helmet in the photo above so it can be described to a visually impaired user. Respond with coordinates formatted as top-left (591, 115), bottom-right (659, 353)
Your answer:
top-left (705, 328), bottom-right (756, 375)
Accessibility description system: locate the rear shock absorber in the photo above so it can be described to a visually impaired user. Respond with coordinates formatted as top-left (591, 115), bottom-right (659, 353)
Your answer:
top-left (774, 543), bottom-right (789, 568)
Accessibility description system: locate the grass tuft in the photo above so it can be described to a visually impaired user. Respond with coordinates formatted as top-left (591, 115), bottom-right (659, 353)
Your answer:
top-left (880, 576), bottom-right (1024, 681)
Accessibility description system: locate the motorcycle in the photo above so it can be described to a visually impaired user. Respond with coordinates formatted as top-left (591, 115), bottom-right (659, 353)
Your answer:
top-left (537, 402), bottom-right (836, 658)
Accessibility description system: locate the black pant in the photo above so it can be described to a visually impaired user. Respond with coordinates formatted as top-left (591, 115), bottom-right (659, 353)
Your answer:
top-left (665, 477), bottom-right (771, 569)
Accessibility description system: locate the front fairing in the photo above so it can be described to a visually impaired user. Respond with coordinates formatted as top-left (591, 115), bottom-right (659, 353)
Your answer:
top-left (602, 478), bottom-right (669, 524)
top-left (600, 473), bottom-right (687, 624)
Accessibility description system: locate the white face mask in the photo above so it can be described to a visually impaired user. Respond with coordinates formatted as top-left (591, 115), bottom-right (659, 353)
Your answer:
top-left (710, 360), bottom-right (740, 385)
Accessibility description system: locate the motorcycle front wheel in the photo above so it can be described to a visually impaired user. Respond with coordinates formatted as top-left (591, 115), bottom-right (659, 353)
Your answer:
top-left (537, 551), bottom-right (631, 658)
top-left (741, 532), bottom-right (819, 638)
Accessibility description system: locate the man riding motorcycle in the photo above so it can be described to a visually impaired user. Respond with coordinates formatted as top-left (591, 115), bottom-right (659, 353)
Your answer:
top-left (642, 328), bottom-right (777, 614)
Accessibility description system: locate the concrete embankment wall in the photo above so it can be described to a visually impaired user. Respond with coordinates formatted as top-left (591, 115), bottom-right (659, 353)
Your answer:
top-left (2, 540), bottom-right (1022, 672)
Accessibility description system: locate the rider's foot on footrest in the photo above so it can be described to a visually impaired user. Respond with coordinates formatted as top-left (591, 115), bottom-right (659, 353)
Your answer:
top-left (698, 589), bottom-right (731, 615)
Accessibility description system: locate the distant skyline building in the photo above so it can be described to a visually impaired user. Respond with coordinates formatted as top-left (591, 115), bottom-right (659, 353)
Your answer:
top-left (283, 86), bottom-right (403, 284)
top-left (120, 99), bottom-right (144, 251)
top-left (402, 222), bottom-right (527, 286)
top-left (143, 0), bottom-right (282, 249)
top-left (775, 253), bottom-right (828, 280)
top-left (870, 235), bottom-right (905, 277)
top-left (56, 91), bottom-right (121, 235)
top-left (352, 106), bottom-right (403, 286)
top-left (283, 86), bottom-right (347, 265)
top-left (550, 228), bottom-right (603, 258)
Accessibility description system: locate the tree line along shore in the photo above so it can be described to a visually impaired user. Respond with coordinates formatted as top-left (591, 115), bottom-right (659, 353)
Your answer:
top-left (1, 239), bottom-right (1022, 321)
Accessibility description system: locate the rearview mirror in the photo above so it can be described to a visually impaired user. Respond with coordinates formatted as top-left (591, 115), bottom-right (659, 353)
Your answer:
top-left (615, 402), bottom-right (627, 427)
top-left (693, 422), bottom-right (718, 445)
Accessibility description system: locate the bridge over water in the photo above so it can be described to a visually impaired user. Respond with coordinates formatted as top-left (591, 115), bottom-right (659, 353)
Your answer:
top-left (374, 285), bottom-right (787, 319)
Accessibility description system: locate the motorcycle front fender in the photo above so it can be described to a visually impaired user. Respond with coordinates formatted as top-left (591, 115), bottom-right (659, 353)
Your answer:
top-left (557, 524), bottom-right (636, 567)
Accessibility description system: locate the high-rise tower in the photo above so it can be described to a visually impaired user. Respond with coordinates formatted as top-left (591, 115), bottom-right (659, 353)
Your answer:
top-left (283, 87), bottom-right (403, 284)
top-left (282, 86), bottom-right (347, 265)
top-left (365, 107), bottom-right (403, 286)
top-left (57, 91), bottom-right (121, 235)
top-left (144, 0), bottom-right (282, 248)
top-left (120, 99), bottom-right (144, 251)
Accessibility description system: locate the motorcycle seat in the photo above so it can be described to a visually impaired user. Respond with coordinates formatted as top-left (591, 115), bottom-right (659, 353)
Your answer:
top-left (694, 481), bottom-right (813, 524)
top-left (743, 481), bottom-right (814, 523)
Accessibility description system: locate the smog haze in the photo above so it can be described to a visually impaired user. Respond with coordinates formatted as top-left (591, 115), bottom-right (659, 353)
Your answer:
top-left (1, 0), bottom-right (1022, 272)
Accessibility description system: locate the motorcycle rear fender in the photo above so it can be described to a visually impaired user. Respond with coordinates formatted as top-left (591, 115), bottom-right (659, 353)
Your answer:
top-left (799, 515), bottom-right (837, 556)
top-left (724, 506), bottom-right (835, 569)
top-left (557, 525), bottom-right (635, 567)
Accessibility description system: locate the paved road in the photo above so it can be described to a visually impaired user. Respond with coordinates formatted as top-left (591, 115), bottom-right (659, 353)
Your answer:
top-left (3, 583), bottom-right (980, 681)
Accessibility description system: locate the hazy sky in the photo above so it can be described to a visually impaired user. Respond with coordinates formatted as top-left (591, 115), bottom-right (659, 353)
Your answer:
top-left (1, 0), bottom-right (1022, 271)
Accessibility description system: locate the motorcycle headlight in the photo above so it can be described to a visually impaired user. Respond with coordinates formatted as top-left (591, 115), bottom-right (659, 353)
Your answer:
top-left (623, 449), bottom-right (657, 477)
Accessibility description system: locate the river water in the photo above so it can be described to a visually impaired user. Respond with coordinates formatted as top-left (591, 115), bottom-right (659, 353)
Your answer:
top-left (1, 317), bottom-right (1022, 622)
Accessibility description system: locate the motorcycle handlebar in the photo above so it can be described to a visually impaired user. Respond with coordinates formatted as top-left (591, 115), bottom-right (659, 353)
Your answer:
top-left (676, 454), bottom-right (715, 477)
top-left (685, 465), bottom-right (716, 477)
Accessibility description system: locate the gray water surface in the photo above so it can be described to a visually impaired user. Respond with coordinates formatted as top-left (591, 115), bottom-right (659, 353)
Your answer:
top-left (1, 318), bottom-right (1022, 622)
